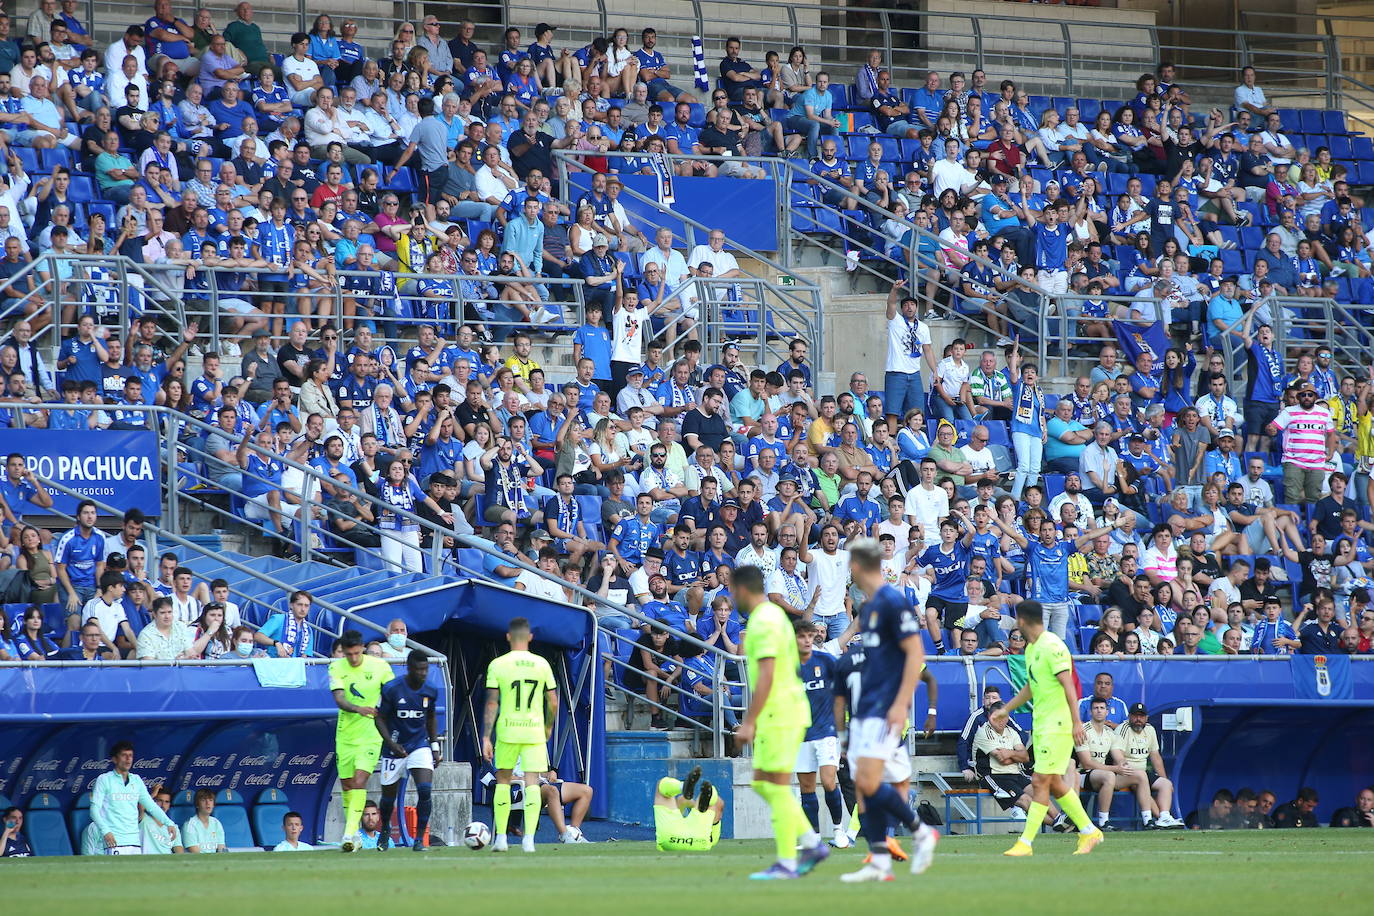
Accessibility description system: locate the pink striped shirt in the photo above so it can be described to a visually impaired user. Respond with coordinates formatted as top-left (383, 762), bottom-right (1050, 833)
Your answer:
top-left (1272, 405), bottom-right (1333, 469)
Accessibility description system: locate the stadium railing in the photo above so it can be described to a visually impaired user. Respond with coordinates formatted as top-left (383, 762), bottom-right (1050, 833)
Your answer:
top-left (552, 149), bottom-right (825, 373)
top-left (2, 475), bottom-right (458, 757)
top-left (11, 399), bottom-right (749, 757)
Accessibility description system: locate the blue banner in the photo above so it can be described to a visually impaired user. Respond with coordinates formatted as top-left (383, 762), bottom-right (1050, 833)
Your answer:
top-left (568, 173), bottom-right (779, 252)
top-left (1113, 320), bottom-right (1170, 369)
top-left (1291, 653), bottom-right (1354, 700)
top-left (9, 429), bottom-right (161, 517)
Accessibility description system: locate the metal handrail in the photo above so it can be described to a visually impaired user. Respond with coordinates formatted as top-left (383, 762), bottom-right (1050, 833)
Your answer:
top-left (553, 148), bottom-right (825, 372)
top-left (11, 472), bottom-right (457, 756)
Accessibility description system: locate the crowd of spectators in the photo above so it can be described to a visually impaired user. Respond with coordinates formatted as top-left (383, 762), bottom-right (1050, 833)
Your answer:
top-left (0, 7), bottom-right (1370, 717)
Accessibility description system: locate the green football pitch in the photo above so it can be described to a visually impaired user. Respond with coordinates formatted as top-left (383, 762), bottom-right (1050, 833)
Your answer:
top-left (6, 831), bottom-right (1369, 914)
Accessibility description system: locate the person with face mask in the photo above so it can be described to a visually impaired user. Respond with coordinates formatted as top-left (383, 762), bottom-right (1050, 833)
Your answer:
top-left (379, 618), bottom-right (409, 658)
top-left (231, 625), bottom-right (267, 658)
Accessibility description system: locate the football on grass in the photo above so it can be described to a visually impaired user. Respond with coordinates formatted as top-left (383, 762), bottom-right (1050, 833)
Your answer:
top-left (464, 822), bottom-right (492, 849)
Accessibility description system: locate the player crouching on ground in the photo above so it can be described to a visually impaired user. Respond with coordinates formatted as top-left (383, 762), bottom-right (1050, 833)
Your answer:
top-left (654, 766), bottom-right (724, 852)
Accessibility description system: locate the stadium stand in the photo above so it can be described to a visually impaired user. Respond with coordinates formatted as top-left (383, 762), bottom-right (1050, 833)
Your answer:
top-left (2, 0), bottom-right (1374, 855)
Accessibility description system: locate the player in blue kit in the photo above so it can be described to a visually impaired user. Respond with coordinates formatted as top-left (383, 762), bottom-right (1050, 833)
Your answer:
top-left (375, 650), bottom-right (441, 852)
top-left (794, 620), bottom-right (849, 848)
top-left (919, 511), bottom-right (973, 654)
top-left (838, 539), bottom-right (940, 883)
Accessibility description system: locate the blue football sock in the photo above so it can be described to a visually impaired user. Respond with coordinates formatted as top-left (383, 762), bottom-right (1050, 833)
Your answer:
top-left (800, 792), bottom-right (821, 832)
top-left (824, 787), bottom-right (845, 827)
top-left (867, 782), bottom-right (916, 833)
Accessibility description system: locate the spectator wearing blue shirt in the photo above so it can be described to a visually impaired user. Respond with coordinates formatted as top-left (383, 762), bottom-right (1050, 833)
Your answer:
top-left (1033, 204), bottom-right (1072, 295)
top-left (634, 28), bottom-right (695, 103)
top-left (54, 499), bottom-right (107, 609)
top-left (56, 315), bottom-right (109, 385)
top-left (834, 472), bottom-right (883, 539)
top-left (910, 71), bottom-right (944, 128)
top-left (785, 71), bottom-right (838, 160)
top-left (1252, 596), bottom-right (1301, 654)
top-left (572, 302), bottom-right (613, 385)
top-left (610, 492), bottom-right (664, 573)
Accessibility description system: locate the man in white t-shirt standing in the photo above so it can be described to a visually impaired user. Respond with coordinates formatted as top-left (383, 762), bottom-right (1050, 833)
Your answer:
top-left (806, 523), bottom-right (851, 640)
top-left (904, 457), bottom-right (948, 554)
top-left (883, 281), bottom-right (936, 428)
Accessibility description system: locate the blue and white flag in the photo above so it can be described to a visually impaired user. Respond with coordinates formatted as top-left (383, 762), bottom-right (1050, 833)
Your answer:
top-left (692, 35), bottom-right (708, 92)
top-left (1291, 653), bottom-right (1353, 700)
top-left (1113, 320), bottom-right (1169, 370)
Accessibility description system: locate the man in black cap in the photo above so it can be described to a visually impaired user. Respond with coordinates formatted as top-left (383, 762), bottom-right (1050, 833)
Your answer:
top-left (1116, 703), bottom-right (1183, 829)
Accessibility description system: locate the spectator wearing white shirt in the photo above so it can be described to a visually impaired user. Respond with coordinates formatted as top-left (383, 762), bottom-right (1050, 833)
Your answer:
top-left (1233, 65), bottom-right (1274, 118)
top-left (1195, 373), bottom-right (1241, 438)
top-left (282, 32), bottom-right (323, 106)
top-left (104, 26), bottom-right (147, 78)
top-left (806, 524), bottom-right (850, 640)
top-left (904, 457), bottom-right (948, 551)
top-left (1257, 112), bottom-right (1296, 167)
top-left (1078, 425), bottom-right (1121, 507)
top-left (641, 227), bottom-right (690, 318)
top-left (931, 137), bottom-right (979, 197)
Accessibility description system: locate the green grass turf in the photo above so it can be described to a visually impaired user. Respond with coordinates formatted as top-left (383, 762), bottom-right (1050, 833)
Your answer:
top-left (5, 831), bottom-right (1370, 914)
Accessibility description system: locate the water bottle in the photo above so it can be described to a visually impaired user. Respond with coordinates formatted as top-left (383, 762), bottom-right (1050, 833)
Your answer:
top-left (446, 823), bottom-right (456, 847)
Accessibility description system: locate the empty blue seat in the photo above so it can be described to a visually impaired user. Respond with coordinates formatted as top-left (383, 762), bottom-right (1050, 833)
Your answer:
top-left (25, 792), bottom-right (72, 856)
top-left (214, 788), bottom-right (255, 848)
top-left (849, 111), bottom-right (875, 131)
top-left (1297, 109), bottom-right (1324, 133)
top-left (67, 175), bottom-right (96, 202)
top-left (250, 787), bottom-right (292, 848)
top-left (68, 791), bottom-right (93, 847)
top-left (828, 84), bottom-right (850, 110)
top-left (1323, 110), bottom-right (1349, 134)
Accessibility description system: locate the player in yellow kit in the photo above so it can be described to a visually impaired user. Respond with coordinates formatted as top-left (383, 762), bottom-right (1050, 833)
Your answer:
top-left (991, 601), bottom-right (1104, 857)
top-left (483, 616), bottom-right (559, 853)
top-left (329, 630), bottom-right (396, 852)
top-left (734, 565), bottom-right (829, 880)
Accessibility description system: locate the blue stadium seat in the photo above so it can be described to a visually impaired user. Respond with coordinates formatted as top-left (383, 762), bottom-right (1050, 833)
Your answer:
top-left (250, 787), bottom-right (292, 847)
top-left (848, 111), bottom-right (875, 131)
top-left (65, 791), bottom-right (95, 850)
top-left (169, 788), bottom-right (196, 827)
top-left (214, 788), bottom-right (254, 848)
top-left (1352, 136), bottom-right (1373, 160)
top-left (38, 147), bottom-right (71, 170)
top-left (25, 792), bottom-right (72, 856)
top-left (1329, 135), bottom-right (1353, 159)
top-left (828, 84), bottom-right (850, 111)
top-left (67, 175), bottom-right (96, 203)
top-left (14, 147), bottom-right (39, 174)
top-left (1297, 109), bottom-right (1324, 134)
top-left (844, 135), bottom-right (869, 159)
top-left (1323, 110), bottom-right (1349, 134)
top-left (686, 103), bottom-right (706, 128)
top-left (381, 166), bottom-right (417, 193)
